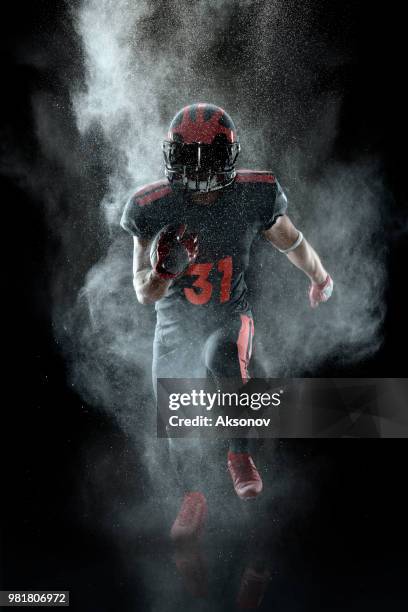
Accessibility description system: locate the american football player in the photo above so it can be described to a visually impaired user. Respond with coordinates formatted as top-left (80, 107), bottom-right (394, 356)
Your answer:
top-left (121, 103), bottom-right (333, 543)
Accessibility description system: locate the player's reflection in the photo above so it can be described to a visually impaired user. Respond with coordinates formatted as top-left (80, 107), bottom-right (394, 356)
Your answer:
top-left (170, 445), bottom-right (273, 608)
top-left (172, 539), bottom-right (209, 599)
top-left (235, 509), bottom-right (273, 609)
top-left (170, 505), bottom-right (272, 608)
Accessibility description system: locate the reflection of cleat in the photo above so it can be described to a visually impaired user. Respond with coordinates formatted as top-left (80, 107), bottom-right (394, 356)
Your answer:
top-left (174, 543), bottom-right (208, 598)
top-left (236, 566), bottom-right (271, 609)
top-left (227, 452), bottom-right (263, 500)
top-left (170, 492), bottom-right (208, 543)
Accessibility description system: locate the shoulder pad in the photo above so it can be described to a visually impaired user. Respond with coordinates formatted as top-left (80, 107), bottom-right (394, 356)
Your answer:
top-left (132, 179), bottom-right (172, 206)
top-left (235, 169), bottom-right (276, 184)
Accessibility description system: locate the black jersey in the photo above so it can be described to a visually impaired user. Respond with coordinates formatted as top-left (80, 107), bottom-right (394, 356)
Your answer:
top-left (121, 169), bottom-right (288, 323)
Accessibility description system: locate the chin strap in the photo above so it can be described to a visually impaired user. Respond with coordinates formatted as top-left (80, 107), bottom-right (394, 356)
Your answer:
top-left (277, 231), bottom-right (304, 254)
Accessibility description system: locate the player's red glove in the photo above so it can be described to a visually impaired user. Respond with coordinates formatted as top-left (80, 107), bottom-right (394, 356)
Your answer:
top-left (150, 224), bottom-right (198, 279)
top-left (309, 274), bottom-right (334, 308)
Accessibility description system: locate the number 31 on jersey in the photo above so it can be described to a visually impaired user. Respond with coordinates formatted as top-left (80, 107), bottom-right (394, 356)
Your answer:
top-left (184, 256), bottom-right (233, 305)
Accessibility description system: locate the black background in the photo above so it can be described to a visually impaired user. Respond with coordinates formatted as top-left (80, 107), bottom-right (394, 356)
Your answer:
top-left (1, 1), bottom-right (407, 610)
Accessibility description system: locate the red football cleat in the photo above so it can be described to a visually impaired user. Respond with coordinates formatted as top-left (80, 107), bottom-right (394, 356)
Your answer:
top-left (236, 565), bottom-right (271, 609)
top-left (170, 492), bottom-right (208, 542)
top-left (227, 452), bottom-right (263, 500)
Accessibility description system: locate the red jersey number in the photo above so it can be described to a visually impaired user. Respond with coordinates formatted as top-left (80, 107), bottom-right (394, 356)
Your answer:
top-left (184, 256), bottom-right (233, 305)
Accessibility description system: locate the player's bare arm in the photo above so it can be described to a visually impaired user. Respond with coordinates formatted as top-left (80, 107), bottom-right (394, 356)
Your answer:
top-left (263, 215), bottom-right (326, 283)
top-left (132, 236), bottom-right (172, 304)
top-left (263, 214), bottom-right (334, 308)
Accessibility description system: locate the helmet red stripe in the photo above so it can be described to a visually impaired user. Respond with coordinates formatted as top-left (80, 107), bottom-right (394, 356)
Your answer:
top-left (169, 103), bottom-right (237, 144)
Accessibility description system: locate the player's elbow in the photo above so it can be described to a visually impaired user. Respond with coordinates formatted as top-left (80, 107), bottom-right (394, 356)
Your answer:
top-left (133, 279), bottom-right (154, 305)
top-left (136, 292), bottom-right (154, 305)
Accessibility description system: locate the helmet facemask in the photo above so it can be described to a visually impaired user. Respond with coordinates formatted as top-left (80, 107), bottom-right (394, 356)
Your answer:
top-left (163, 139), bottom-right (240, 192)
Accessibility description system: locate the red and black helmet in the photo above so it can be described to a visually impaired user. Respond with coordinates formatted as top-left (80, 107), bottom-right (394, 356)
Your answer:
top-left (163, 103), bottom-right (240, 192)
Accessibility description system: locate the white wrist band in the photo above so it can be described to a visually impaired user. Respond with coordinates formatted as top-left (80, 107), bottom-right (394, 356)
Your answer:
top-left (277, 231), bottom-right (304, 254)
